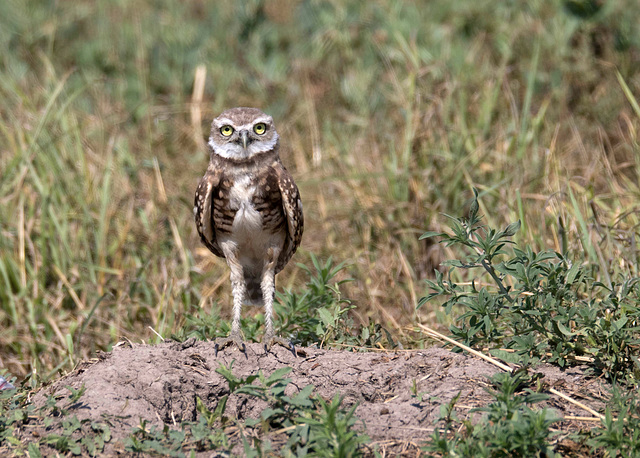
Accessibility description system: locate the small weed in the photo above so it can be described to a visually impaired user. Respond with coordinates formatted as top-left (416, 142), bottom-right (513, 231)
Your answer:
top-left (215, 362), bottom-right (369, 456)
top-left (125, 420), bottom-right (186, 457)
top-left (295, 394), bottom-right (369, 457)
top-left (425, 371), bottom-right (561, 456)
top-left (410, 379), bottom-right (424, 403)
top-left (583, 385), bottom-right (640, 456)
top-left (276, 254), bottom-right (356, 347)
top-left (276, 254), bottom-right (396, 350)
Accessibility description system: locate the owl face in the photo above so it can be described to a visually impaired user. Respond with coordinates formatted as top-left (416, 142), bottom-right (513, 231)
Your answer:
top-left (208, 107), bottom-right (279, 160)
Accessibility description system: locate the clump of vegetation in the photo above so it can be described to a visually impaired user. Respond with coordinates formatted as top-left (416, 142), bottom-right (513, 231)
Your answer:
top-left (420, 189), bottom-right (640, 454)
top-left (425, 370), bottom-right (560, 456)
top-left (1, 384), bottom-right (113, 457)
top-left (174, 254), bottom-right (395, 350)
top-left (214, 363), bottom-right (368, 457)
top-left (585, 386), bottom-right (640, 457)
top-left (420, 189), bottom-right (640, 386)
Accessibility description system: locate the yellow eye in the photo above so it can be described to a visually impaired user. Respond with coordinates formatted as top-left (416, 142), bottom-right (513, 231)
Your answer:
top-left (220, 125), bottom-right (234, 137)
top-left (253, 123), bottom-right (267, 135)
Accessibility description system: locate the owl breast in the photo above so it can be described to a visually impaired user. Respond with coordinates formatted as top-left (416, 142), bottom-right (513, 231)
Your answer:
top-left (219, 174), bottom-right (286, 270)
top-left (229, 175), bottom-right (262, 234)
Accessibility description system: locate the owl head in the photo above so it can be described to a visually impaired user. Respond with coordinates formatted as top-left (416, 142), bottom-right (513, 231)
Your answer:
top-left (208, 107), bottom-right (279, 160)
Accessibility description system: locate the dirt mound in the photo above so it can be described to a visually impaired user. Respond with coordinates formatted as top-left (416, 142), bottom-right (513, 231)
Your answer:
top-left (23, 340), bottom-right (605, 455)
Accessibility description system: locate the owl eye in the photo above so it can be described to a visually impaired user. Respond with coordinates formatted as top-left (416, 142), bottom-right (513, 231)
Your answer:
top-left (253, 123), bottom-right (267, 135)
top-left (220, 125), bottom-right (234, 137)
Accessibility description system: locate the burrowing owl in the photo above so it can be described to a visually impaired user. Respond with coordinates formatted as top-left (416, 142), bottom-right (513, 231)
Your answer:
top-left (194, 107), bottom-right (303, 354)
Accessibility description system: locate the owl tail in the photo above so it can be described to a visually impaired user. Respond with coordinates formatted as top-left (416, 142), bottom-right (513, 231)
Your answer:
top-left (244, 273), bottom-right (264, 306)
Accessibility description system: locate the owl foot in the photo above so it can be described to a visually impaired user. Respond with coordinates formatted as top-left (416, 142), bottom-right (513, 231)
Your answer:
top-left (263, 334), bottom-right (296, 357)
top-left (214, 334), bottom-right (246, 356)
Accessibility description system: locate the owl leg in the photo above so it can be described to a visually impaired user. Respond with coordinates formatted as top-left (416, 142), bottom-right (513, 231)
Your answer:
top-left (262, 247), bottom-right (295, 356)
top-left (214, 243), bottom-right (246, 355)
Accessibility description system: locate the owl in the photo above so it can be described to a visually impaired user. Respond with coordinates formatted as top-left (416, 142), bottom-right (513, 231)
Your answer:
top-left (194, 107), bottom-right (303, 354)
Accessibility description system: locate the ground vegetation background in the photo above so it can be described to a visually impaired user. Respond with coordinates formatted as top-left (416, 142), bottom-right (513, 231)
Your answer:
top-left (1, 1), bottom-right (640, 456)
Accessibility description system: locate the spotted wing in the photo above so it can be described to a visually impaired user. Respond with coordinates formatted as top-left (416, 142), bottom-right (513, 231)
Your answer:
top-left (274, 162), bottom-right (303, 273)
top-left (194, 166), bottom-right (224, 258)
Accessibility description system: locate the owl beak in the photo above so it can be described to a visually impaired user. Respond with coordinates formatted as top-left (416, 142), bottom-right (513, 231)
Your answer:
top-left (239, 130), bottom-right (249, 150)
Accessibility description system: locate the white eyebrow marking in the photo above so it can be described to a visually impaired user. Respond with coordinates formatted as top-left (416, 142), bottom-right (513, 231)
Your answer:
top-left (213, 118), bottom-right (234, 128)
top-left (212, 116), bottom-right (273, 131)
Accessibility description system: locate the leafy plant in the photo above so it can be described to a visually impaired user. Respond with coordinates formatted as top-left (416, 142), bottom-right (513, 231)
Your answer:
top-left (42, 416), bottom-right (111, 456)
top-left (275, 254), bottom-right (355, 347)
top-left (172, 306), bottom-right (229, 342)
top-left (420, 189), bottom-right (640, 385)
top-left (275, 254), bottom-right (396, 350)
top-left (585, 385), bottom-right (640, 456)
top-left (215, 362), bottom-right (369, 456)
top-left (125, 420), bottom-right (186, 457)
top-left (425, 371), bottom-right (561, 456)
top-left (282, 393), bottom-right (367, 458)
top-left (0, 384), bottom-right (113, 457)
top-left (0, 386), bottom-right (33, 453)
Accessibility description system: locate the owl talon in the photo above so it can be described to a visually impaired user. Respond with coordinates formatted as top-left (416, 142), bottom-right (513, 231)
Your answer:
top-left (214, 335), bottom-right (246, 356)
top-left (263, 335), bottom-right (296, 357)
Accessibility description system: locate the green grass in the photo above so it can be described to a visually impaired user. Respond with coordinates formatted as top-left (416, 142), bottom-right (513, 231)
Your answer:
top-left (1, 0), bottom-right (640, 454)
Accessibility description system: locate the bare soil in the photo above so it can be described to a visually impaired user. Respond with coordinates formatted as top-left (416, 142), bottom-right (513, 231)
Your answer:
top-left (20, 340), bottom-right (607, 456)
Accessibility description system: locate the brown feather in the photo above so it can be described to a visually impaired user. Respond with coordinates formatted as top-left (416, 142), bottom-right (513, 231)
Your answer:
top-left (195, 156), bottom-right (303, 274)
top-left (273, 161), bottom-right (304, 273)
top-left (194, 166), bottom-right (224, 258)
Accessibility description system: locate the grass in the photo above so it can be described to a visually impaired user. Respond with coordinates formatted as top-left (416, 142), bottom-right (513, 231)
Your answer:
top-left (1, 0), bottom-right (640, 455)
